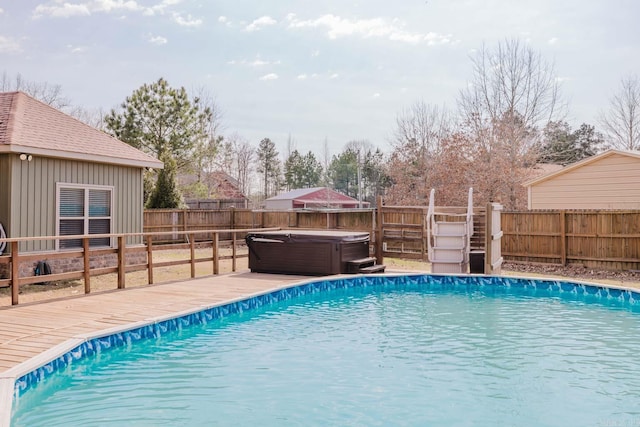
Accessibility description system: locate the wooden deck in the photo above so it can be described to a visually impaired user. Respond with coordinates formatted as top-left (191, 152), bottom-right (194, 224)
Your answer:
top-left (0, 271), bottom-right (312, 374)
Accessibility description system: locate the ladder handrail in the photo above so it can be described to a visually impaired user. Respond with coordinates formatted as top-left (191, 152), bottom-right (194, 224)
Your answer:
top-left (466, 187), bottom-right (474, 256)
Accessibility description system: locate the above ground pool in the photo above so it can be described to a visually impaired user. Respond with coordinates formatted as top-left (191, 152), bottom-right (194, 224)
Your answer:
top-left (10, 274), bottom-right (640, 426)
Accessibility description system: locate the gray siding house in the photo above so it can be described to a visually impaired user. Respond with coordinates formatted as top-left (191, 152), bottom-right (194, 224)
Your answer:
top-left (0, 91), bottom-right (162, 253)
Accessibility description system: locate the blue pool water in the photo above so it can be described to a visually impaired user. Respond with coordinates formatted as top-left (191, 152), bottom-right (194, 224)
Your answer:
top-left (10, 275), bottom-right (640, 426)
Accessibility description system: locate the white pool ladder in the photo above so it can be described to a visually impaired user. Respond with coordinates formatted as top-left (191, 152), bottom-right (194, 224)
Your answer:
top-left (427, 188), bottom-right (474, 274)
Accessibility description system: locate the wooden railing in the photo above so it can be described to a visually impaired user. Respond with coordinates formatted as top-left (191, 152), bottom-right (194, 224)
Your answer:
top-left (0, 228), bottom-right (278, 306)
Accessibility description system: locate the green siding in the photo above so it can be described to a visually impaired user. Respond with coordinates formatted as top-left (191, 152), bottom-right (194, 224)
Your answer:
top-left (9, 155), bottom-right (144, 252)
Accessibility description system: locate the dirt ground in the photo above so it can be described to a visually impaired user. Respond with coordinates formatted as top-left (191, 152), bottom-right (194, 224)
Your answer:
top-left (3, 254), bottom-right (640, 308)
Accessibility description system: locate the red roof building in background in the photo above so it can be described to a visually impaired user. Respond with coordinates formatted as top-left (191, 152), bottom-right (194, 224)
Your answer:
top-left (264, 187), bottom-right (369, 209)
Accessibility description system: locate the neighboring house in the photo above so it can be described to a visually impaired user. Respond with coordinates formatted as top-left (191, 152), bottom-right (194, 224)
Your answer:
top-left (264, 187), bottom-right (370, 210)
top-left (180, 171), bottom-right (250, 208)
top-left (523, 149), bottom-right (640, 209)
top-left (0, 91), bottom-right (162, 254)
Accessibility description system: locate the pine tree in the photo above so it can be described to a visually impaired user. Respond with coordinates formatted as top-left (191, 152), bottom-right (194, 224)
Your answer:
top-left (147, 152), bottom-right (182, 208)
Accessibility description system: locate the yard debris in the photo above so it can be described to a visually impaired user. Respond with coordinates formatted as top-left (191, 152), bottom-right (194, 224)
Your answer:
top-left (503, 262), bottom-right (640, 284)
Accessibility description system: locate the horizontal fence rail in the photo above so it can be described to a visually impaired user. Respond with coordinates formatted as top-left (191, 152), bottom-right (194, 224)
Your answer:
top-left (0, 228), bottom-right (278, 306)
top-left (502, 210), bottom-right (640, 271)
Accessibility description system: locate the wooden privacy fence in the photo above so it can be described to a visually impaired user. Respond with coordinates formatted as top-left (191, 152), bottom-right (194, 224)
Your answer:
top-left (143, 209), bottom-right (375, 243)
top-left (502, 210), bottom-right (640, 271)
top-left (145, 207), bottom-right (491, 263)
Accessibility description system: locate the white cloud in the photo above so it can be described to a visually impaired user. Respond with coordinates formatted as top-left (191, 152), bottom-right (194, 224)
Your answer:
top-left (259, 73), bottom-right (278, 81)
top-left (67, 44), bottom-right (87, 53)
top-left (311, 50), bottom-right (320, 57)
top-left (245, 16), bottom-right (277, 32)
top-left (297, 74), bottom-right (308, 80)
top-left (548, 37), bottom-right (558, 45)
top-left (227, 57), bottom-right (281, 67)
top-left (250, 59), bottom-right (269, 66)
top-left (173, 12), bottom-right (202, 27)
top-left (33, 0), bottom-right (185, 19)
top-left (218, 16), bottom-right (227, 23)
top-left (147, 34), bottom-right (168, 45)
top-left (372, 93), bottom-right (381, 98)
top-left (329, 73), bottom-right (339, 79)
top-left (287, 14), bottom-right (452, 45)
top-left (0, 36), bottom-right (21, 53)
top-left (33, 3), bottom-right (91, 18)
top-left (0, 8), bottom-right (4, 14)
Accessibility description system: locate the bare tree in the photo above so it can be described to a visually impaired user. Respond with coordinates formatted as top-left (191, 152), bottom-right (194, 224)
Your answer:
top-left (67, 106), bottom-right (108, 129)
top-left (1, 71), bottom-right (71, 110)
top-left (228, 133), bottom-right (254, 196)
top-left (390, 100), bottom-right (451, 156)
top-left (600, 76), bottom-right (640, 150)
top-left (190, 85), bottom-right (225, 138)
top-left (457, 38), bottom-right (564, 208)
top-left (385, 101), bottom-right (451, 205)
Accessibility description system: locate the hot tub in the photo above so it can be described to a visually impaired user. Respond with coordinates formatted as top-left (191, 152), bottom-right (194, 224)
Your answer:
top-left (245, 230), bottom-right (371, 275)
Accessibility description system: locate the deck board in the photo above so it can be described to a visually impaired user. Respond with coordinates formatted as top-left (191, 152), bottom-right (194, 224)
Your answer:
top-left (0, 271), bottom-right (311, 373)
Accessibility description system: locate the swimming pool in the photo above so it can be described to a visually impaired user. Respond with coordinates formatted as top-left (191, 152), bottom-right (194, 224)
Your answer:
top-left (9, 274), bottom-right (640, 426)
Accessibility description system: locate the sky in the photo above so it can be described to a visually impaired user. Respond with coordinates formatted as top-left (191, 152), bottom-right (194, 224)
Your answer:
top-left (1, 0), bottom-right (639, 158)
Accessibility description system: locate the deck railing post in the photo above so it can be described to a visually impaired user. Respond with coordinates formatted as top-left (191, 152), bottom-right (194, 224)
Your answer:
top-left (376, 195), bottom-right (383, 264)
top-left (212, 232), bottom-right (219, 275)
top-left (190, 233), bottom-right (196, 278)
top-left (232, 231), bottom-right (237, 272)
top-left (10, 241), bottom-right (19, 305)
top-left (147, 235), bottom-right (154, 284)
top-left (83, 237), bottom-right (91, 294)
top-left (117, 235), bottom-right (126, 289)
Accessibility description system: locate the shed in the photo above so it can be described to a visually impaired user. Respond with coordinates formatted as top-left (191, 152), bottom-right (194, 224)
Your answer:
top-left (523, 149), bottom-right (640, 209)
top-left (264, 187), bottom-right (369, 210)
top-left (0, 91), bottom-right (162, 253)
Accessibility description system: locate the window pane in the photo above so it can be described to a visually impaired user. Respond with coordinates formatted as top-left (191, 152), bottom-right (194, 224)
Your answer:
top-left (60, 188), bottom-right (84, 217)
top-left (59, 219), bottom-right (83, 249)
top-left (89, 219), bottom-right (110, 247)
top-left (89, 190), bottom-right (110, 217)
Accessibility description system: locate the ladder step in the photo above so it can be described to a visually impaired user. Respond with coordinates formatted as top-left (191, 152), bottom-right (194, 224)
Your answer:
top-left (346, 257), bottom-right (377, 266)
top-left (358, 264), bottom-right (386, 274)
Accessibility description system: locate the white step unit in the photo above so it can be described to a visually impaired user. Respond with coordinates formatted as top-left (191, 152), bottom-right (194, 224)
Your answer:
top-left (427, 188), bottom-right (475, 275)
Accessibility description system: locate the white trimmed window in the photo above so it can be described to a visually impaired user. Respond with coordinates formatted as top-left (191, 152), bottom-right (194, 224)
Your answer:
top-left (56, 183), bottom-right (114, 250)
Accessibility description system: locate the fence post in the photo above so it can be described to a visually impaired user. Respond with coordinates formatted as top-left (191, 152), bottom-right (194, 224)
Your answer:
top-left (485, 203), bottom-right (493, 274)
top-left (83, 237), bottom-right (91, 294)
top-left (190, 234), bottom-right (196, 278)
top-left (232, 231), bottom-right (237, 272)
top-left (230, 207), bottom-right (235, 231)
top-left (183, 210), bottom-right (188, 243)
top-left (212, 232), bottom-right (219, 275)
top-left (560, 210), bottom-right (567, 266)
top-left (376, 196), bottom-right (383, 264)
top-left (10, 241), bottom-right (19, 305)
top-left (147, 235), bottom-right (154, 284)
top-left (117, 235), bottom-right (126, 289)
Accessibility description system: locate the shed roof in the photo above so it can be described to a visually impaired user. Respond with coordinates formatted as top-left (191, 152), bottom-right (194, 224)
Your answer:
top-left (523, 149), bottom-right (640, 187)
top-left (0, 91), bottom-right (162, 169)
